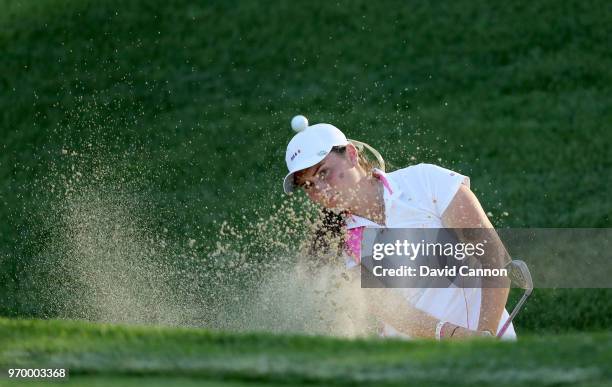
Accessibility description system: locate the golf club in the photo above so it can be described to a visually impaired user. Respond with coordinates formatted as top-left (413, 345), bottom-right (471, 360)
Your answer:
top-left (497, 259), bottom-right (533, 338)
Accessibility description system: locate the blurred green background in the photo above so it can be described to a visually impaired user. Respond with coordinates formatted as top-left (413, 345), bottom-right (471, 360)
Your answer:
top-left (1, 0), bottom-right (611, 333)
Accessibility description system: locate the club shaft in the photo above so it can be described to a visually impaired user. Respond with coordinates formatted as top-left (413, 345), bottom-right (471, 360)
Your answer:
top-left (497, 290), bottom-right (531, 338)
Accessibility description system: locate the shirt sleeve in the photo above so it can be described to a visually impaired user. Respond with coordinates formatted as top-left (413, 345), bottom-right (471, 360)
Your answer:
top-left (417, 163), bottom-right (470, 217)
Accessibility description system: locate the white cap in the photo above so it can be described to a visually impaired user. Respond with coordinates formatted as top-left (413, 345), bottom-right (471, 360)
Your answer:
top-left (283, 116), bottom-right (348, 194)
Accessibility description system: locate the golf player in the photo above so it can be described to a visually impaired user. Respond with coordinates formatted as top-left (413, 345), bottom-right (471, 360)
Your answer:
top-left (283, 116), bottom-right (517, 340)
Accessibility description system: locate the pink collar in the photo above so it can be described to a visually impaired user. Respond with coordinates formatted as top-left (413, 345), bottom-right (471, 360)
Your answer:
top-left (372, 169), bottom-right (393, 195)
top-left (344, 169), bottom-right (394, 222)
top-left (344, 169), bottom-right (394, 263)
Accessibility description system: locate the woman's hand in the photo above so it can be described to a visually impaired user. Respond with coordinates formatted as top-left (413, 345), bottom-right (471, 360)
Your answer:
top-left (451, 327), bottom-right (494, 339)
top-left (442, 322), bottom-right (494, 339)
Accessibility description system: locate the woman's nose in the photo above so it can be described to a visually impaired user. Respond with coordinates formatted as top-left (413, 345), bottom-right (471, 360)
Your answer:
top-left (314, 180), bottom-right (332, 196)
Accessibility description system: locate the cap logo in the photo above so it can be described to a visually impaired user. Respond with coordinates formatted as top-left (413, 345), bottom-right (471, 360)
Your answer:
top-left (290, 149), bottom-right (301, 161)
top-left (317, 150), bottom-right (327, 156)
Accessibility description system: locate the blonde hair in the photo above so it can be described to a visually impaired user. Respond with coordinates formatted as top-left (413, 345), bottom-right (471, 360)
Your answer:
top-left (331, 140), bottom-right (386, 174)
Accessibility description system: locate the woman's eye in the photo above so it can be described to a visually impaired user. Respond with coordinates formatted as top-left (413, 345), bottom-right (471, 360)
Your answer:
top-left (303, 181), bottom-right (313, 190)
top-left (317, 170), bottom-right (328, 180)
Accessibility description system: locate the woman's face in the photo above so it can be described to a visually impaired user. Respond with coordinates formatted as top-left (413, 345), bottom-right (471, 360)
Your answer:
top-left (294, 146), bottom-right (363, 210)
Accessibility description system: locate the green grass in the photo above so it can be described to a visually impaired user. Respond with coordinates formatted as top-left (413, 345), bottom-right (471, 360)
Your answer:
top-left (1, 0), bottom-right (611, 333)
top-left (1, 317), bottom-right (611, 387)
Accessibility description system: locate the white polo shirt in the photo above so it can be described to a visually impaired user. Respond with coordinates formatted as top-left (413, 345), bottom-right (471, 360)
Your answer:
top-left (345, 163), bottom-right (516, 339)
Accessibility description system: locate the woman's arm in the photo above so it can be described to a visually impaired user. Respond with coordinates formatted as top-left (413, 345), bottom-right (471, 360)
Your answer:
top-left (354, 270), bottom-right (492, 339)
top-left (441, 184), bottom-right (511, 334)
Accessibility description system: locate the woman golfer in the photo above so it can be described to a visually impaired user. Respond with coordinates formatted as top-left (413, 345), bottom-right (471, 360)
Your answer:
top-left (283, 115), bottom-right (516, 340)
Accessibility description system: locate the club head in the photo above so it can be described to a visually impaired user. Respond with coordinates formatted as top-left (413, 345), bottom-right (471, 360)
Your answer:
top-left (506, 259), bottom-right (533, 293)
